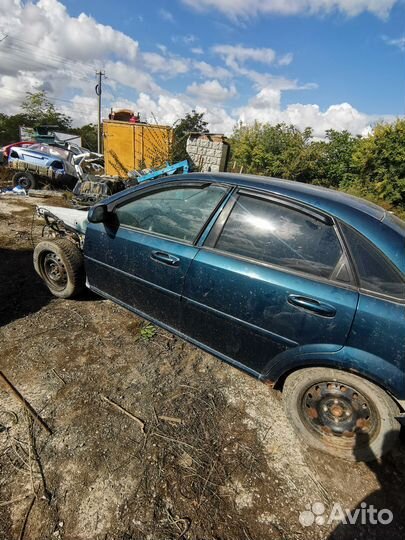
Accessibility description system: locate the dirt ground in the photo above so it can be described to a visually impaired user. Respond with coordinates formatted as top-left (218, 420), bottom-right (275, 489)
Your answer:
top-left (0, 189), bottom-right (405, 540)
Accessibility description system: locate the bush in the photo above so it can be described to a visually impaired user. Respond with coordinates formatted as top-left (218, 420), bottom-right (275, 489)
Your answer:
top-left (229, 119), bottom-right (405, 219)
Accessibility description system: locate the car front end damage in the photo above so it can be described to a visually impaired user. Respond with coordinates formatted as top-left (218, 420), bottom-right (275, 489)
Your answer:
top-left (36, 205), bottom-right (88, 250)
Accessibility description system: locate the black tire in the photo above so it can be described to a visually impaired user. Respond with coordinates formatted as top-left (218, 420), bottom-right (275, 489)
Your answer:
top-left (33, 239), bottom-right (85, 299)
top-left (283, 367), bottom-right (400, 462)
top-left (12, 171), bottom-right (36, 190)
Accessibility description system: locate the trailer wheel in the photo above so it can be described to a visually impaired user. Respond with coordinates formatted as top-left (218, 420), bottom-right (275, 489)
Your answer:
top-left (33, 239), bottom-right (85, 298)
top-left (12, 171), bottom-right (36, 190)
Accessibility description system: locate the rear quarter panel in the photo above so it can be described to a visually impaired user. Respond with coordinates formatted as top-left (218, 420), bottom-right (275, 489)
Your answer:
top-left (345, 293), bottom-right (405, 398)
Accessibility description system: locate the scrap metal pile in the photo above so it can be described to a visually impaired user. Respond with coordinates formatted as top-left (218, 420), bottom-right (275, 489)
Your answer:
top-left (1, 120), bottom-right (228, 209)
top-left (1, 137), bottom-right (191, 207)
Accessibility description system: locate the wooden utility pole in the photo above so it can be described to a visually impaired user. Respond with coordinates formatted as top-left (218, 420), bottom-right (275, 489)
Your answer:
top-left (95, 70), bottom-right (105, 154)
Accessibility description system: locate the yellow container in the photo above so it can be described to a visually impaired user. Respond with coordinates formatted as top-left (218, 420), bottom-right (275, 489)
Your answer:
top-left (103, 120), bottom-right (173, 177)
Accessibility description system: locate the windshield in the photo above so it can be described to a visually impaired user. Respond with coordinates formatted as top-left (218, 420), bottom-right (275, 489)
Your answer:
top-left (29, 144), bottom-right (71, 161)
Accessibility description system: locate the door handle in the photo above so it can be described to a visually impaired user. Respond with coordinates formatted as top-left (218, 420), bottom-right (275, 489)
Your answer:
top-left (287, 294), bottom-right (336, 318)
top-left (150, 250), bottom-right (180, 266)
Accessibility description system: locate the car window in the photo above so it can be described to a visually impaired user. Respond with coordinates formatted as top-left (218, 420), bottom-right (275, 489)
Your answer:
top-left (29, 144), bottom-right (71, 161)
top-left (340, 223), bottom-right (405, 299)
top-left (214, 194), bottom-right (349, 282)
top-left (115, 185), bottom-right (227, 243)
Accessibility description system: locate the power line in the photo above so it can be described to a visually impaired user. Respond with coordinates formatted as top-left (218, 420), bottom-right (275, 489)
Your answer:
top-left (0, 86), bottom-right (99, 109)
top-left (0, 44), bottom-right (133, 97)
top-left (1, 34), bottom-right (99, 74)
top-left (0, 33), bottom-right (132, 129)
top-left (0, 33), bottom-right (138, 94)
top-left (0, 44), bottom-right (92, 81)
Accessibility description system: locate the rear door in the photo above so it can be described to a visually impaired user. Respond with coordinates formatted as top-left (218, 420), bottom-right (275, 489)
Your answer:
top-left (84, 182), bottom-right (229, 331)
top-left (182, 190), bottom-right (359, 375)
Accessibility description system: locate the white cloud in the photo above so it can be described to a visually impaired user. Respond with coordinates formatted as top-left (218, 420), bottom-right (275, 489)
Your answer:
top-left (141, 50), bottom-right (232, 80)
top-left (172, 34), bottom-right (197, 45)
top-left (60, 95), bottom-right (98, 126)
top-left (0, 0), bottom-right (393, 140)
top-left (142, 52), bottom-right (190, 76)
top-left (193, 60), bottom-right (232, 79)
top-left (125, 85), bottom-right (379, 138)
top-left (156, 44), bottom-right (168, 54)
top-left (383, 35), bottom-right (405, 51)
top-left (211, 45), bottom-right (299, 88)
top-left (124, 92), bottom-right (236, 134)
top-left (278, 52), bottom-right (294, 66)
top-left (186, 79), bottom-right (237, 102)
top-left (213, 44), bottom-right (277, 68)
top-left (132, 92), bottom-right (191, 126)
top-left (236, 89), bottom-right (383, 137)
top-left (196, 105), bottom-right (236, 133)
top-left (191, 47), bottom-right (204, 55)
top-left (104, 61), bottom-right (161, 94)
top-left (228, 65), bottom-right (317, 92)
top-left (183, 0), bottom-right (397, 19)
top-left (159, 8), bottom-right (175, 22)
top-left (240, 87), bottom-right (281, 111)
top-left (0, 0), bottom-right (145, 98)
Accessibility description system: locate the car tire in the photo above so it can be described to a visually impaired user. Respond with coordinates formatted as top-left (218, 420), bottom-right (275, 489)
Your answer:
top-left (283, 367), bottom-right (400, 462)
top-left (33, 239), bottom-right (85, 299)
top-left (12, 171), bottom-right (36, 190)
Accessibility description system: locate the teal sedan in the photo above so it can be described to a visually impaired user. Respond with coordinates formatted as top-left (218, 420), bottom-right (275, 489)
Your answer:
top-left (33, 173), bottom-right (405, 461)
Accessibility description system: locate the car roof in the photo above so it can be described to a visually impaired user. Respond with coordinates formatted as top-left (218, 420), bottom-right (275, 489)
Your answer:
top-left (182, 172), bottom-right (387, 221)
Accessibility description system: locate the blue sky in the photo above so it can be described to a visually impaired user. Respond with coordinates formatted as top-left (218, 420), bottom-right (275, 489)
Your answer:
top-left (1, 0), bottom-right (405, 135)
top-left (64, 0), bottom-right (405, 114)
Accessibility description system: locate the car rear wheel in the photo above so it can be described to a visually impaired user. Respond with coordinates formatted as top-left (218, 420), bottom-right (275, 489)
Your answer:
top-left (283, 367), bottom-right (400, 461)
top-left (12, 171), bottom-right (36, 190)
top-left (33, 239), bottom-right (85, 298)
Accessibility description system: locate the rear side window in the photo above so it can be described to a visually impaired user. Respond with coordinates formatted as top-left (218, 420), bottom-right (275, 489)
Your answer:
top-left (340, 223), bottom-right (405, 299)
top-left (214, 194), bottom-right (350, 282)
top-left (115, 185), bottom-right (227, 243)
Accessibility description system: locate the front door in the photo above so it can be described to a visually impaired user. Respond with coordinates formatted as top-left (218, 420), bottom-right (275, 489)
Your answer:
top-left (84, 182), bottom-right (229, 331)
top-left (182, 191), bottom-right (359, 374)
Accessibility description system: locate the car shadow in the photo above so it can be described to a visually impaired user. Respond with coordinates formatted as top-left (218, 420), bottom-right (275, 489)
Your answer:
top-left (0, 246), bottom-right (104, 327)
top-left (0, 247), bottom-right (54, 327)
top-left (328, 428), bottom-right (405, 539)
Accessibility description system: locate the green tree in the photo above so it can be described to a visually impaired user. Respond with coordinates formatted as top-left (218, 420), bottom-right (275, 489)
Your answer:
top-left (0, 92), bottom-right (73, 147)
top-left (72, 123), bottom-right (98, 152)
top-left (349, 120), bottom-right (405, 209)
top-left (230, 122), bottom-right (316, 182)
top-left (230, 123), bottom-right (361, 188)
top-left (21, 91), bottom-right (72, 130)
top-left (172, 111), bottom-right (208, 162)
top-left (311, 130), bottom-right (360, 187)
top-left (0, 112), bottom-right (29, 146)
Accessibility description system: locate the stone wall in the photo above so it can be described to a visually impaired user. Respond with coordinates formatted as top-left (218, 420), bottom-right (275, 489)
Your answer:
top-left (186, 134), bottom-right (229, 172)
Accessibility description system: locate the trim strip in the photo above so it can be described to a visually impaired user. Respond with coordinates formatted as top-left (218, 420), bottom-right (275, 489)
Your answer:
top-left (86, 256), bottom-right (298, 347)
top-left (182, 296), bottom-right (299, 347)
top-left (237, 188), bottom-right (333, 225)
top-left (198, 246), bottom-right (358, 293)
top-left (88, 284), bottom-right (262, 378)
top-left (84, 255), bottom-right (182, 299)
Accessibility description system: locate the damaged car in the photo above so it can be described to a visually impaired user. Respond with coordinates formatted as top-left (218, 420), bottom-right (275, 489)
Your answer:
top-left (9, 142), bottom-right (79, 190)
top-left (33, 173), bottom-right (405, 462)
